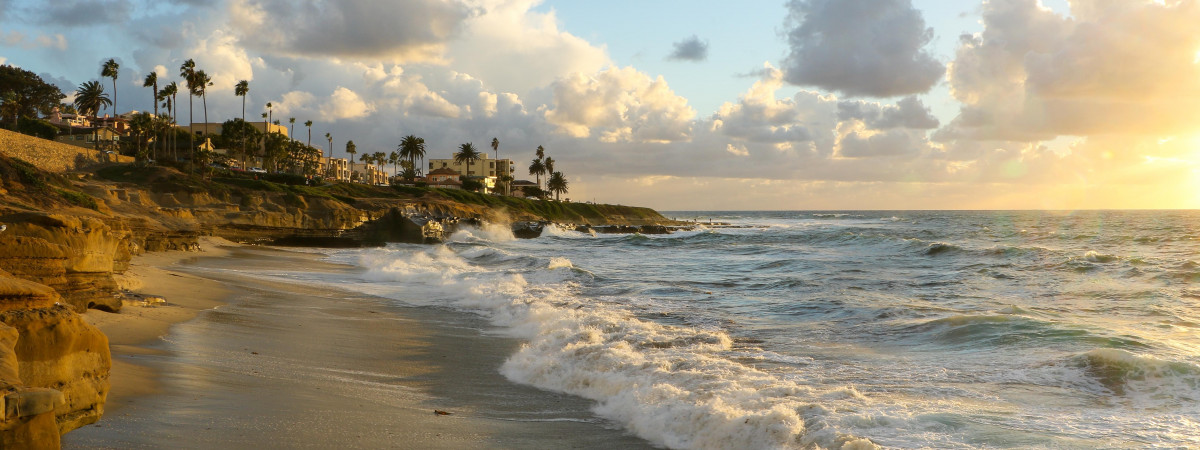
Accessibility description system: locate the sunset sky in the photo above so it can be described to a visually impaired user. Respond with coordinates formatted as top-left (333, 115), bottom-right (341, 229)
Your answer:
top-left (2, 0), bottom-right (1198, 210)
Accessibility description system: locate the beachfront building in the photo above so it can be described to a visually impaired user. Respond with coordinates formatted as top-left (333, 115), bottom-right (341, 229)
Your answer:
top-left (426, 167), bottom-right (462, 189)
top-left (428, 153), bottom-right (515, 178)
top-left (181, 121), bottom-right (288, 139)
top-left (325, 157), bottom-right (350, 182)
top-left (352, 163), bottom-right (388, 185)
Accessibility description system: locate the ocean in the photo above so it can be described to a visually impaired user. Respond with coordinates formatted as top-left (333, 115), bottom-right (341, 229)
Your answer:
top-left (304, 210), bottom-right (1198, 448)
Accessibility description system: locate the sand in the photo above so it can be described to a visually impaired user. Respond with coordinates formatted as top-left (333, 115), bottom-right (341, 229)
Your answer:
top-left (63, 239), bottom-right (652, 449)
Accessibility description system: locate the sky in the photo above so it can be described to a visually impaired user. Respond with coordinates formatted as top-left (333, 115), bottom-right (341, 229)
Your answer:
top-left (1, 0), bottom-right (1199, 210)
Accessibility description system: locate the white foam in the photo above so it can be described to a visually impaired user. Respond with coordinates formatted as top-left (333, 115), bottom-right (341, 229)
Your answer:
top-left (335, 243), bottom-right (878, 448)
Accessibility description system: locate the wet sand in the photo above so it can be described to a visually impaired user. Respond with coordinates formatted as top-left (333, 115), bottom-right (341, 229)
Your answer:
top-left (65, 243), bottom-right (652, 449)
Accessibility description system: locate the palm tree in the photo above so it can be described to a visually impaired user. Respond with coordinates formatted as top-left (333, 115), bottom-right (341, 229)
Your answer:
top-left (288, 117), bottom-right (295, 141)
top-left (194, 69), bottom-right (213, 151)
top-left (304, 120), bottom-right (312, 148)
top-left (179, 59), bottom-right (196, 162)
top-left (528, 158), bottom-right (545, 190)
top-left (536, 145), bottom-right (545, 161)
top-left (454, 142), bottom-right (481, 180)
top-left (160, 81), bottom-right (178, 161)
top-left (544, 157), bottom-right (555, 178)
top-left (265, 102), bottom-right (273, 133)
top-left (74, 80), bottom-right (110, 150)
top-left (346, 140), bottom-right (357, 181)
top-left (388, 150), bottom-right (400, 177)
top-left (398, 134), bottom-right (426, 176)
top-left (235, 80), bottom-right (249, 168)
top-left (491, 137), bottom-right (502, 194)
top-left (547, 171), bottom-right (569, 200)
top-left (101, 59), bottom-right (119, 116)
top-left (325, 132), bottom-right (333, 178)
top-left (143, 72), bottom-right (159, 161)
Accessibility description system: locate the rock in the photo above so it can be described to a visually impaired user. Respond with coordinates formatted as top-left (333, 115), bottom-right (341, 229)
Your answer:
top-left (512, 222), bottom-right (545, 239)
top-left (0, 304), bottom-right (111, 434)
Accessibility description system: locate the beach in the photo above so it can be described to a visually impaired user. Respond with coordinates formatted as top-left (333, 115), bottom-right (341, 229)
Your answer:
top-left (64, 238), bottom-right (651, 449)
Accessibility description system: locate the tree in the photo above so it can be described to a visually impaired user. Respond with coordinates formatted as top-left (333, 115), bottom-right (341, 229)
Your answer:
top-left (304, 120), bottom-right (312, 148)
top-left (265, 102), bottom-right (272, 132)
top-left (179, 59), bottom-right (196, 163)
top-left (491, 137), bottom-right (504, 194)
top-left (143, 72), bottom-right (160, 162)
top-left (544, 157), bottom-right (555, 178)
top-left (101, 59), bottom-right (119, 116)
top-left (536, 145), bottom-right (545, 160)
top-left (0, 91), bottom-right (20, 128)
top-left (346, 140), bottom-right (357, 180)
top-left (388, 150), bottom-right (400, 177)
top-left (288, 117), bottom-right (295, 141)
top-left (159, 81), bottom-right (178, 161)
top-left (325, 132), bottom-right (333, 178)
top-left (398, 134), bottom-right (425, 176)
top-left (217, 118), bottom-right (262, 167)
top-left (0, 65), bottom-right (67, 122)
top-left (194, 69), bottom-right (213, 157)
top-left (454, 142), bottom-right (481, 180)
top-left (235, 80), bottom-right (249, 168)
top-left (73, 80), bottom-right (110, 118)
top-left (547, 171), bottom-right (569, 200)
top-left (73, 80), bottom-right (110, 150)
top-left (127, 112), bottom-right (154, 161)
top-left (528, 157), bottom-right (545, 190)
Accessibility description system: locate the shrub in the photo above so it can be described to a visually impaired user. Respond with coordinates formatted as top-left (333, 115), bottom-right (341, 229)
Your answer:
top-left (16, 117), bottom-right (58, 140)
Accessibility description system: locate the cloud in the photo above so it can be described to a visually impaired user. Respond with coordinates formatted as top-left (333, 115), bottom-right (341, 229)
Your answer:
top-left (782, 0), bottom-right (944, 97)
top-left (726, 143), bottom-right (749, 156)
top-left (836, 125), bottom-right (929, 158)
top-left (711, 63), bottom-right (827, 144)
top-left (837, 96), bottom-right (938, 130)
top-left (33, 0), bottom-right (132, 26)
top-left (229, 0), bottom-right (469, 62)
top-left (444, 0), bottom-right (609, 95)
top-left (322, 86), bottom-right (374, 121)
top-left (942, 0), bottom-right (1200, 141)
top-left (667, 35), bottom-right (708, 62)
top-left (544, 66), bottom-right (695, 143)
top-left (0, 30), bottom-right (67, 50)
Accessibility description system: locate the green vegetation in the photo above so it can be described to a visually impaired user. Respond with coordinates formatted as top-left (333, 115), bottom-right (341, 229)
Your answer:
top-left (91, 163), bottom-right (663, 223)
top-left (56, 188), bottom-right (98, 210)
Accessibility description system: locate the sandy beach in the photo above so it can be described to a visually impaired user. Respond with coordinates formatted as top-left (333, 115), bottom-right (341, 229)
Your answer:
top-left (63, 240), bottom-right (651, 449)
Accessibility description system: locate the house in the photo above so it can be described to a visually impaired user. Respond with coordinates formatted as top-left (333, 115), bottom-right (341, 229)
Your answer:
top-left (427, 153), bottom-right (515, 179)
top-left (324, 157), bottom-right (350, 182)
top-left (426, 167), bottom-right (462, 189)
top-left (180, 121), bottom-right (288, 139)
top-left (510, 180), bottom-right (540, 198)
top-left (352, 163), bottom-right (388, 185)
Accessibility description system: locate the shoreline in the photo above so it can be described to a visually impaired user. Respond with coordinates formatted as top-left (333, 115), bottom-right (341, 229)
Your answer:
top-left (81, 236), bottom-right (237, 406)
top-left (65, 240), bottom-right (652, 448)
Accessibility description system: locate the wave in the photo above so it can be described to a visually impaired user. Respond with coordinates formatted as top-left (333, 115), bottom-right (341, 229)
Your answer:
top-left (349, 243), bottom-right (878, 449)
top-left (1071, 349), bottom-right (1200, 400)
top-left (922, 242), bottom-right (964, 257)
top-left (904, 314), bottom-right (1149, 350)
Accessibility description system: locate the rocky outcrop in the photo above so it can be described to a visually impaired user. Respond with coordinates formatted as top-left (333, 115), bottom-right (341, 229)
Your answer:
top-left (0, 271), bottom-right (108, 444)
top-left (0, 305), bottom-right (110, 434)
top-left (0, 213), bottom-right (131, 313)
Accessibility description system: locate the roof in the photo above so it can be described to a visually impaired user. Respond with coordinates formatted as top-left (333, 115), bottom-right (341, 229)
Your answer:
top-left (511, 180), bottom-right (537, 186)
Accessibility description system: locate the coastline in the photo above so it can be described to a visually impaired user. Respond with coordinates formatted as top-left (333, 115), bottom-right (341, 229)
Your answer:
top-left (64, 240), bottom-right (652, 449)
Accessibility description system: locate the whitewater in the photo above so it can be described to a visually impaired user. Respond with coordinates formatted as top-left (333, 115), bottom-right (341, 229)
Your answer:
top-left (283, 210), bottom-right (1199, 448)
